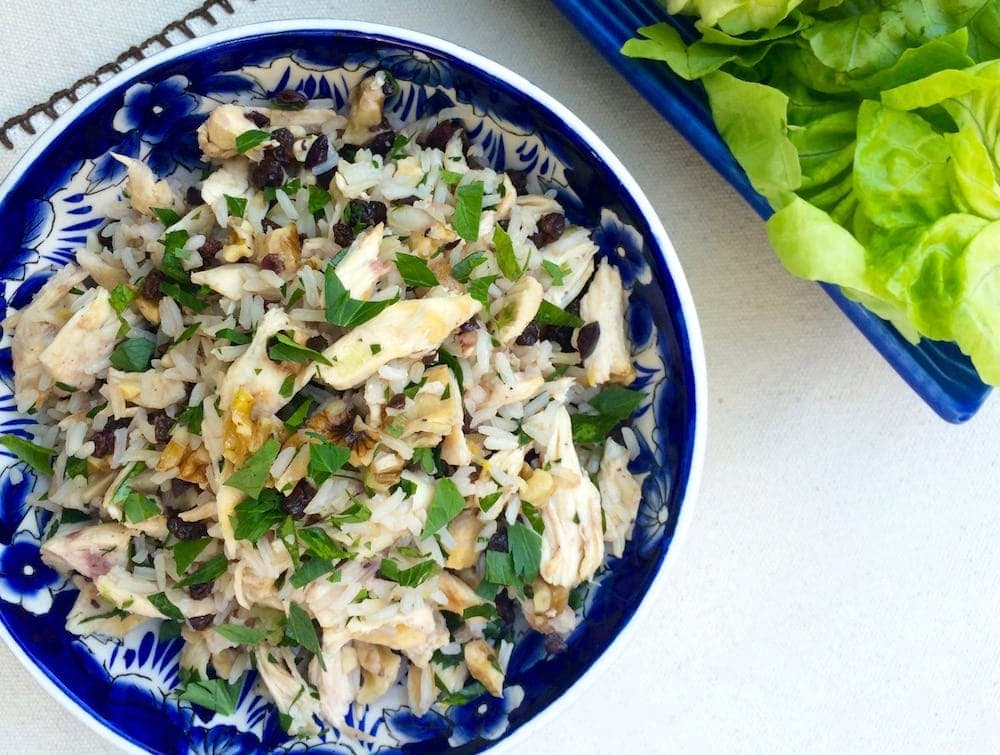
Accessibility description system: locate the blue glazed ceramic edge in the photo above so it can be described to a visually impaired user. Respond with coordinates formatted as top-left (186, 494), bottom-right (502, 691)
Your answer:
top-left (549, 0), bottom-right (991, 423)
top-left (0, 19), bottom-right (707, 755)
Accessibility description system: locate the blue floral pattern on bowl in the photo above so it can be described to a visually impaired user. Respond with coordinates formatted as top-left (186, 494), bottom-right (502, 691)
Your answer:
top-left (0, 24), bottom-right (703, 754)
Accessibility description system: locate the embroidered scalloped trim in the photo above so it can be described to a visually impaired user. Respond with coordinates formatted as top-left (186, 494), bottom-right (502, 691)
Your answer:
top-left (0, 0), bottom-right (249, 149)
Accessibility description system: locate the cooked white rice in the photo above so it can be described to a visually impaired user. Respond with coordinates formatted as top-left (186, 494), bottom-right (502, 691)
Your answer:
top-left (0, 73), bottom-right (648, 737)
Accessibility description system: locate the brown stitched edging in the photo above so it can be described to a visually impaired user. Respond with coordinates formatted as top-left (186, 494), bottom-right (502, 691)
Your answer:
top-left (0, 0), bottom-right (252, 149)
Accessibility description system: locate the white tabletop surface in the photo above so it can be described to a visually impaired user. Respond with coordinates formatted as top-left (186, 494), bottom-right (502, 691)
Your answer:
top-left (0, 1), bottom-right (998, 753)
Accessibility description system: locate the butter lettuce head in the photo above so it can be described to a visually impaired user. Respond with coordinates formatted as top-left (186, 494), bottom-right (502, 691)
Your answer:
top-left (625, 0), bottom-right (1000, 385)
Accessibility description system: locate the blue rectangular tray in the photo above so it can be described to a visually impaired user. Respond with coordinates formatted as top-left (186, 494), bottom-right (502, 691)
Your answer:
top-left (550, 0), bottom-right (990, 422)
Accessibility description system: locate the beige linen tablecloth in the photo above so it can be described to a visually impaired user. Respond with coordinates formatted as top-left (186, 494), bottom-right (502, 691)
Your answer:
top-left (0, 1), bottom-right (997, 752)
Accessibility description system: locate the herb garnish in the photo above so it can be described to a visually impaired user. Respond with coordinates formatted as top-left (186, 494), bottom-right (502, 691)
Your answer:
top-left (148, 592), bottom-right (184, 621)
top-left (542, 260), bottom-right (568, 285)
top-left (176, 673), bottom-right (245, 716)
top-left (396, 253), bottom-right (439, 288)
top-left (453, 181), bottom-right (484, 242)
top-left (123, 492), bottom-right (159, 524)
top-left (508, 522), bottom-right (542, 582)
top-left (152, 207), bottom-right (181, 227)
top-left (110, 337), bottom-right (155, 372)
top-left (379, 558), bottom-right (438, 587)
top-left (267, 331), bottom-right (331, 365)
top-left (177, 552), bottom-right (228, 588)
top-left (224, 194), bottom-right (247, 218)
top-left (307, 185), bottom-right (331, 216)
top-left (285, 602), bottom-right (325, 670)
top-left (235, 129), bottom-right (271, 153)
top-left (0, 435), bottom-right (55, 474)
top-left (308, 440), bottom-right (350, 486)
top-left (533, 300), bottom-right (584, 328)
top-left (493, 225), bottom-right (522, 281)
top-left (214, 624), bottom-right (267, 644)
top-left (216, 328), bottom-right (251, 345)
top-left (232, 488), bottom-right (285, 542)
top-left (323, 264), bottom-right (399, 327)
top-left (224, 437), bottom-right (281, 499)
top-left (451, 251), bottom-right (486, 283)
top-left (421, 479), bottom-right (466, 538)
top-left (176, 403), bottom-right (204, 435)
top-left (468, 275), bottom-right (497, 311)
top-left (570, 386), bottom-right (644, 443)
top-left (171, 538), bottom-right (211, 575)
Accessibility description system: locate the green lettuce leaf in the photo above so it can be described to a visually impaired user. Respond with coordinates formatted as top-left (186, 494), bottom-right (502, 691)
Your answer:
top-left (627, 0), bottom-right (1000, 386)
top-left (766, 196), bottom-right (873, 293)
top-left (852, 101), bottom-right (955, 229)
top-left (886, 214), bottom-right (989, 338)
top-left (950, 221), bottom-right (1000, 382)
top-left (702, 71), bottom-right (802, 204)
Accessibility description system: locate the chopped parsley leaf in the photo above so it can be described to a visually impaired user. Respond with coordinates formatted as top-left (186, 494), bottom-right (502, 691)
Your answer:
top-left (109, 337), bottom-right (155, 372)
top-left (235, 129), bottom-right (271, 153)
top-left (0, 434), bottom-right (55, 475)
top-left (396, 253), bottom-right (439, 288)
top-left (324, 264), bottom-right (399, 327)
top-left (224, 194), bottom-right (247, 218)
top-left (453, 181), bottom-right (484, 242)
top-left (224, 437), bottom-right (281, 499)
top-left (421, 478), bottom-right (466, 538)
top-left (493, 225), bottom-right (522, 281)
top-left (533, 300), bottom-right (584, 328)
top-left (451, 251), bottom-right (486, 283)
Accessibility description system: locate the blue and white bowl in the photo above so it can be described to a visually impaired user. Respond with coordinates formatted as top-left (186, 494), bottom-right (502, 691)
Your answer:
top-left (0, 21), bottom-right (706, 754)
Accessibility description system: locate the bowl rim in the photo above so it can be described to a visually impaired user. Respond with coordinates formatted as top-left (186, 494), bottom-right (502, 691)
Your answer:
top-left (0, 18), bottom-right (707, 754)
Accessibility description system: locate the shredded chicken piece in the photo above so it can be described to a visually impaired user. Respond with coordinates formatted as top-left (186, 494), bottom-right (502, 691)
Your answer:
top-left (38, 288), bottom-right (119, 391)
top-left (540, 226), bottom-right (599, 308)
top-left (437, 570), bottom-right (487, 612)
top-left (200, 158), bottom-right (250, 209)
top-left (464, 639), bottom-right (504, 697)
top-left (355, 642), bottom-right (402, 705)
top-left (407, 663), bottom-right (436, 716)
top-left (106, 368), bottom-right (187, 410)
top-left (336, 224), bottom-right (390, 298)
top-left (65, 576), bottom-right (147, 637)
top-left (316, 293), bottom-right (481, 390)
top-left (389, 365), bottom-right (462, 449)
top-left (201, 157), bottom-right (255, 225)
top-left (599, 439), bottom-right (642, 557)
top-left (256, 648), bottom-right (323, 736)
top-left (523, 404), bottom-right (604, 588)
top-left (10, 264), bottom-right (87, 411)
top-left (219, 308), bottom-right (306, 420)
top-left (443, 513), bottom-right (483, 570)
top-left (191, 263), bottom-right (283, 301)
top-left (476, 372), bottom-right (545, 418)
top-left (41, 523), bottom-right (130, 579)
top-left (95, 568), bottom-right (210, 619)
top-left (111, 153), bottom-right (182, 216)
top-left (308, 631), bottom-right (360, 728)
top-left (579, 260), bottom-right (636, 386)
top-left (313, 596), bottom-right (448, 667)
top-left (75, 247), bottom-right (128, 291)
top-left (197, 104), bottom-right (264, 161)
top-left (490, 276), bottom-right (544, 344)
top-left (342, 71), bottom-right (388, 144)
top-left (494, 173), bottom-right (518, 219)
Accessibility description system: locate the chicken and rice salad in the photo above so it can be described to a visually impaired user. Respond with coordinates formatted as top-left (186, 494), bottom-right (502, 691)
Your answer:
top-left (0, 72), bottom-right (646, 734)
